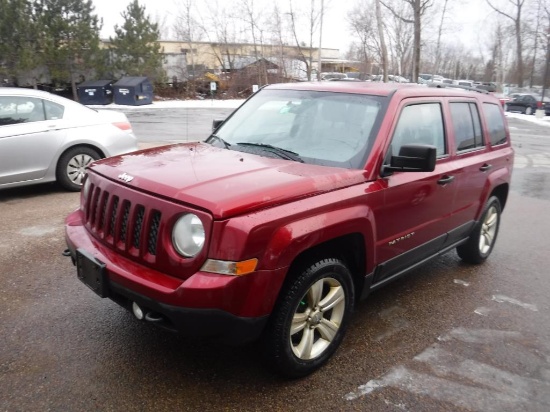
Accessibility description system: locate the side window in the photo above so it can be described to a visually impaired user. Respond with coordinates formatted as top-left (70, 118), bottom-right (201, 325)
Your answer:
top-left (450, 102), bottom-right (484, 152)
top-left (483, 103), bottom-right (507, 146)
top-left (0, 96), bottom-right (45, 125)
top-left (389, 103), bottom-right (446, 158)
top-left (44, 100), bottom-right (65, 120)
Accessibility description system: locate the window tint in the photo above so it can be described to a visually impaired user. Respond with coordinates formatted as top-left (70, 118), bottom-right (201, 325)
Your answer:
top-left (0, 96), bottom-right (46, 125)
top-left (390, 103), bottom-right (446, 157)
top-left (450, 102), bottom-right (484, 151)
top-left (483, 103), bottom-right (507, 146)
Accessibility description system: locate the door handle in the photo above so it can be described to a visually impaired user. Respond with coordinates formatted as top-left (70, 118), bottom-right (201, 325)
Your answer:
top-left (479, 164), bottom-right (492, 172)
top-left (437, 175), bottom-right (455, 185)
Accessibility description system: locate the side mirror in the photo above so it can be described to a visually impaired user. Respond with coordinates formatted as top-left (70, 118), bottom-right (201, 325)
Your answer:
top-left (382, 144), bottom-right (436, 175)
top-left (212, 119), bottom-right (224, 132)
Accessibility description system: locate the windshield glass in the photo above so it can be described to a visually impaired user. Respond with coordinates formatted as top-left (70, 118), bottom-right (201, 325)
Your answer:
top-left (210, 89), bottom-right (386, 169)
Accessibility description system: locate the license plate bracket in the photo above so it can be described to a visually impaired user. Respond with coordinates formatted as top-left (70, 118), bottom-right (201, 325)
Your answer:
top-left (76, 249), bottom-right (108, 298)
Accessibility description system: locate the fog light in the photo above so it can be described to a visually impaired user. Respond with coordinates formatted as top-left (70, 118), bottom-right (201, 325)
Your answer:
top-left (132, 302), bottom-right (144, 320)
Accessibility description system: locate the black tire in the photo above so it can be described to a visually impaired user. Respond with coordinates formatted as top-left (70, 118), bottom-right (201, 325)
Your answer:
top-left (56, 146), bottom-right (101, 191)
top-left (457, 196), bottom-right (501, 264)
top-left (262, 258), bottom-right (354, 378)
top-left (525, 106), bottom-right (533, 115)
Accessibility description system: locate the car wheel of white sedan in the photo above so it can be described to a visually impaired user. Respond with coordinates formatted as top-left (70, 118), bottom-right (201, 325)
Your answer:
top-left (56, 146), bottom-right (101, 191)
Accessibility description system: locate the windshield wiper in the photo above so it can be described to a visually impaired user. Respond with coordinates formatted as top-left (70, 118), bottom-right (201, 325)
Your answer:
top-left (206, 134), bottom-right (231, 149)
top-left (236, 142), bottom-right (303, 162)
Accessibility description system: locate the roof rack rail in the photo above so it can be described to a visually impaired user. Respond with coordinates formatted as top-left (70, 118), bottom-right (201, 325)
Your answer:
top-left (427, 83), bottom-right (490, 94)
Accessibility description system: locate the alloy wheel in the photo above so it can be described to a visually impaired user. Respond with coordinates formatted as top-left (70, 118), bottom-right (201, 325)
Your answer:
top-left (290, 277), bottom-right (346, 360)
top-left (479, 205), bottom-right (498, 254)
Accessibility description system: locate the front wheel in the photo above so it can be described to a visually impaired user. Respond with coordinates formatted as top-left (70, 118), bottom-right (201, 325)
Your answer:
top-left (56, 146), bottom-right (101, 191)
top-left (262, 258), bottom-right (354, 378)
top-left (457, 196), bottom-right (501, 264)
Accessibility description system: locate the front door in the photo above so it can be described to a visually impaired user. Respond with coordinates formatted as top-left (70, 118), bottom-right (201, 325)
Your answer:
top-left (372, 100), bottom-right (457, 284)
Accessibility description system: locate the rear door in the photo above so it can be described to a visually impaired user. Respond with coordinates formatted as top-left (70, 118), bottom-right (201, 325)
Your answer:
top-left (372, 99), bottom-right (457, 283)
top-left (0, 96), bottom-right (66, 185)
top-left (443, 99), bottom-right (490, 245)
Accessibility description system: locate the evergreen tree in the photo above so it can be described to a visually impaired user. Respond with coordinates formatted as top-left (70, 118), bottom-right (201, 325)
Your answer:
top-left (34, 0), bottom-right (102, 99)
top-left (0, 0), bottom-right (42, 86)
top-left (110, 0), bottom-right (165, 81)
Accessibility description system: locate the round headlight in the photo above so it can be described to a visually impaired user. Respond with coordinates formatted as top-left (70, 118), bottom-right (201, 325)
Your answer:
top-left (172, 214), bottom-right (205, 257)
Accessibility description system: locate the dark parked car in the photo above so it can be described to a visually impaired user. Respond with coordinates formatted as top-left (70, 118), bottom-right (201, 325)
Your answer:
top-left (65, 82), bottom-right (513, 378)
top-left (505, 93), bottom-right (544, 115)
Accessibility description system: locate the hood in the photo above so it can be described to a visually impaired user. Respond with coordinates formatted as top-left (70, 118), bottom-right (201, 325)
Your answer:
top-left (90, 143), bottom-right (368, 219)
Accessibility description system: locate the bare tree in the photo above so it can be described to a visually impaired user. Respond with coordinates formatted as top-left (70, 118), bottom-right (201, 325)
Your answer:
top-left (486, 0), bottom-right (526, 87)
top-left (385, 1), bottom-right (413, 78)
top-left (376, 0), bottom-right (389, 81)
top-left (238, 0), bottom-right (267, 85)
top-left (347, 1), bottom-right (378, 74)
top-left (380, 0), bottom-right (434, 82)
top-left (433, 0), bottom-right (450, 74)
top-left (174, 0), bottom-right (203, 90)
top-left (286, 0), bottom-right (322, 80)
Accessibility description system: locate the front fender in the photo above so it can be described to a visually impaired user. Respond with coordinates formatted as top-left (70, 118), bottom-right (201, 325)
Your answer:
top-left (262, 204), bottom-right (375, 272)
top-left (207, 183), bottom-right (380, 274)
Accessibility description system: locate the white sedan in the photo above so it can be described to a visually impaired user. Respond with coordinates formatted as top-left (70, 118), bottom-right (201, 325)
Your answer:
top-left (0, 87), bottom-right (138, 191)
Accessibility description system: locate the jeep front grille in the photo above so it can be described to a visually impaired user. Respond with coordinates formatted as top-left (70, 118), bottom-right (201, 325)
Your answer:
top-left (84, 185), bottom-right (161, 257)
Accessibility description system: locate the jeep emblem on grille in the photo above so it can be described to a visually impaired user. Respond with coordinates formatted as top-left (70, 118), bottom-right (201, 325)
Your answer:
top-left (118, 173), bottom-right (134, 183)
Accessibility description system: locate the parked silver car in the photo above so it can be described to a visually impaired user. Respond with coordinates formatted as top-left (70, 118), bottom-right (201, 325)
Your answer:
top-left (0, 88), bottom-right (138, 191)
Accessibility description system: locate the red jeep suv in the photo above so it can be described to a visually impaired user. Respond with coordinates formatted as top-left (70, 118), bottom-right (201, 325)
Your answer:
top-left (65, 82), bottom-right (513, 377)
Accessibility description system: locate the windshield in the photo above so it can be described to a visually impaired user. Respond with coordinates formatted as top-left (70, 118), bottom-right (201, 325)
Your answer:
top-left (209, 89), bottom-right (386, 169)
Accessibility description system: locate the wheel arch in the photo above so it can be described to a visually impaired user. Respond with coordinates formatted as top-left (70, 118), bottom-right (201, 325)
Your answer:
top-left (56, 143), bottom-right (106, 167)
top-left (279, 233), bottom-right (367, 308)
top-left (490, 183), bottom-right (509, 211)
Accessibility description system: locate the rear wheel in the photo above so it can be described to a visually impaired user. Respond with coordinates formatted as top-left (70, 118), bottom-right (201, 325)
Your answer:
top-left (56, 146), bottom-right (101, 191)
top-left (525, 106), bottom-right (533, 115)
top-left (262, 258), bottom-right (354, 378)
top-left (457, 196), bottom-right (501, 264)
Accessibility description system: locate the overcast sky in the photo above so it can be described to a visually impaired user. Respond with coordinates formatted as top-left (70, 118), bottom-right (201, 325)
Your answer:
top-left (91, 0), bottom-right (493, 53)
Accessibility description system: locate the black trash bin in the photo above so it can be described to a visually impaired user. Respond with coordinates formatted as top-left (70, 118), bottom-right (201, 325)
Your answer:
top-left (77, 80), bottom-right (113, 105)
top-left (113, 77), bottom-right (154, 106)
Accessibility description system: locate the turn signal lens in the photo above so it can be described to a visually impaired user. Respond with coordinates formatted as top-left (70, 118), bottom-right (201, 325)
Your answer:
top-left (201, 258), bottom-right (258, 276)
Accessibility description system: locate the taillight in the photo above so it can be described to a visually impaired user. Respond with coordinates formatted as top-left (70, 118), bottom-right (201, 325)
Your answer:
top-left (537, 101), bottom-right (543, 109)
top-left (113, 122), bottom-right (132, 131)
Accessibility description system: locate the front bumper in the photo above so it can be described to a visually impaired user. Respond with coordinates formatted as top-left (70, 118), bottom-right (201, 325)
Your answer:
top-left (65, 212), bottom-right (287, 345)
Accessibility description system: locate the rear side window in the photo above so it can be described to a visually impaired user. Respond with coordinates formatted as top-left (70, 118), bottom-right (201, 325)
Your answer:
top-left (44, 100), bottom-right (64, 120)
top-left (450, 102), bottom-right (484, 152)
top-left (483, 103), bottom-right (507, 146)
